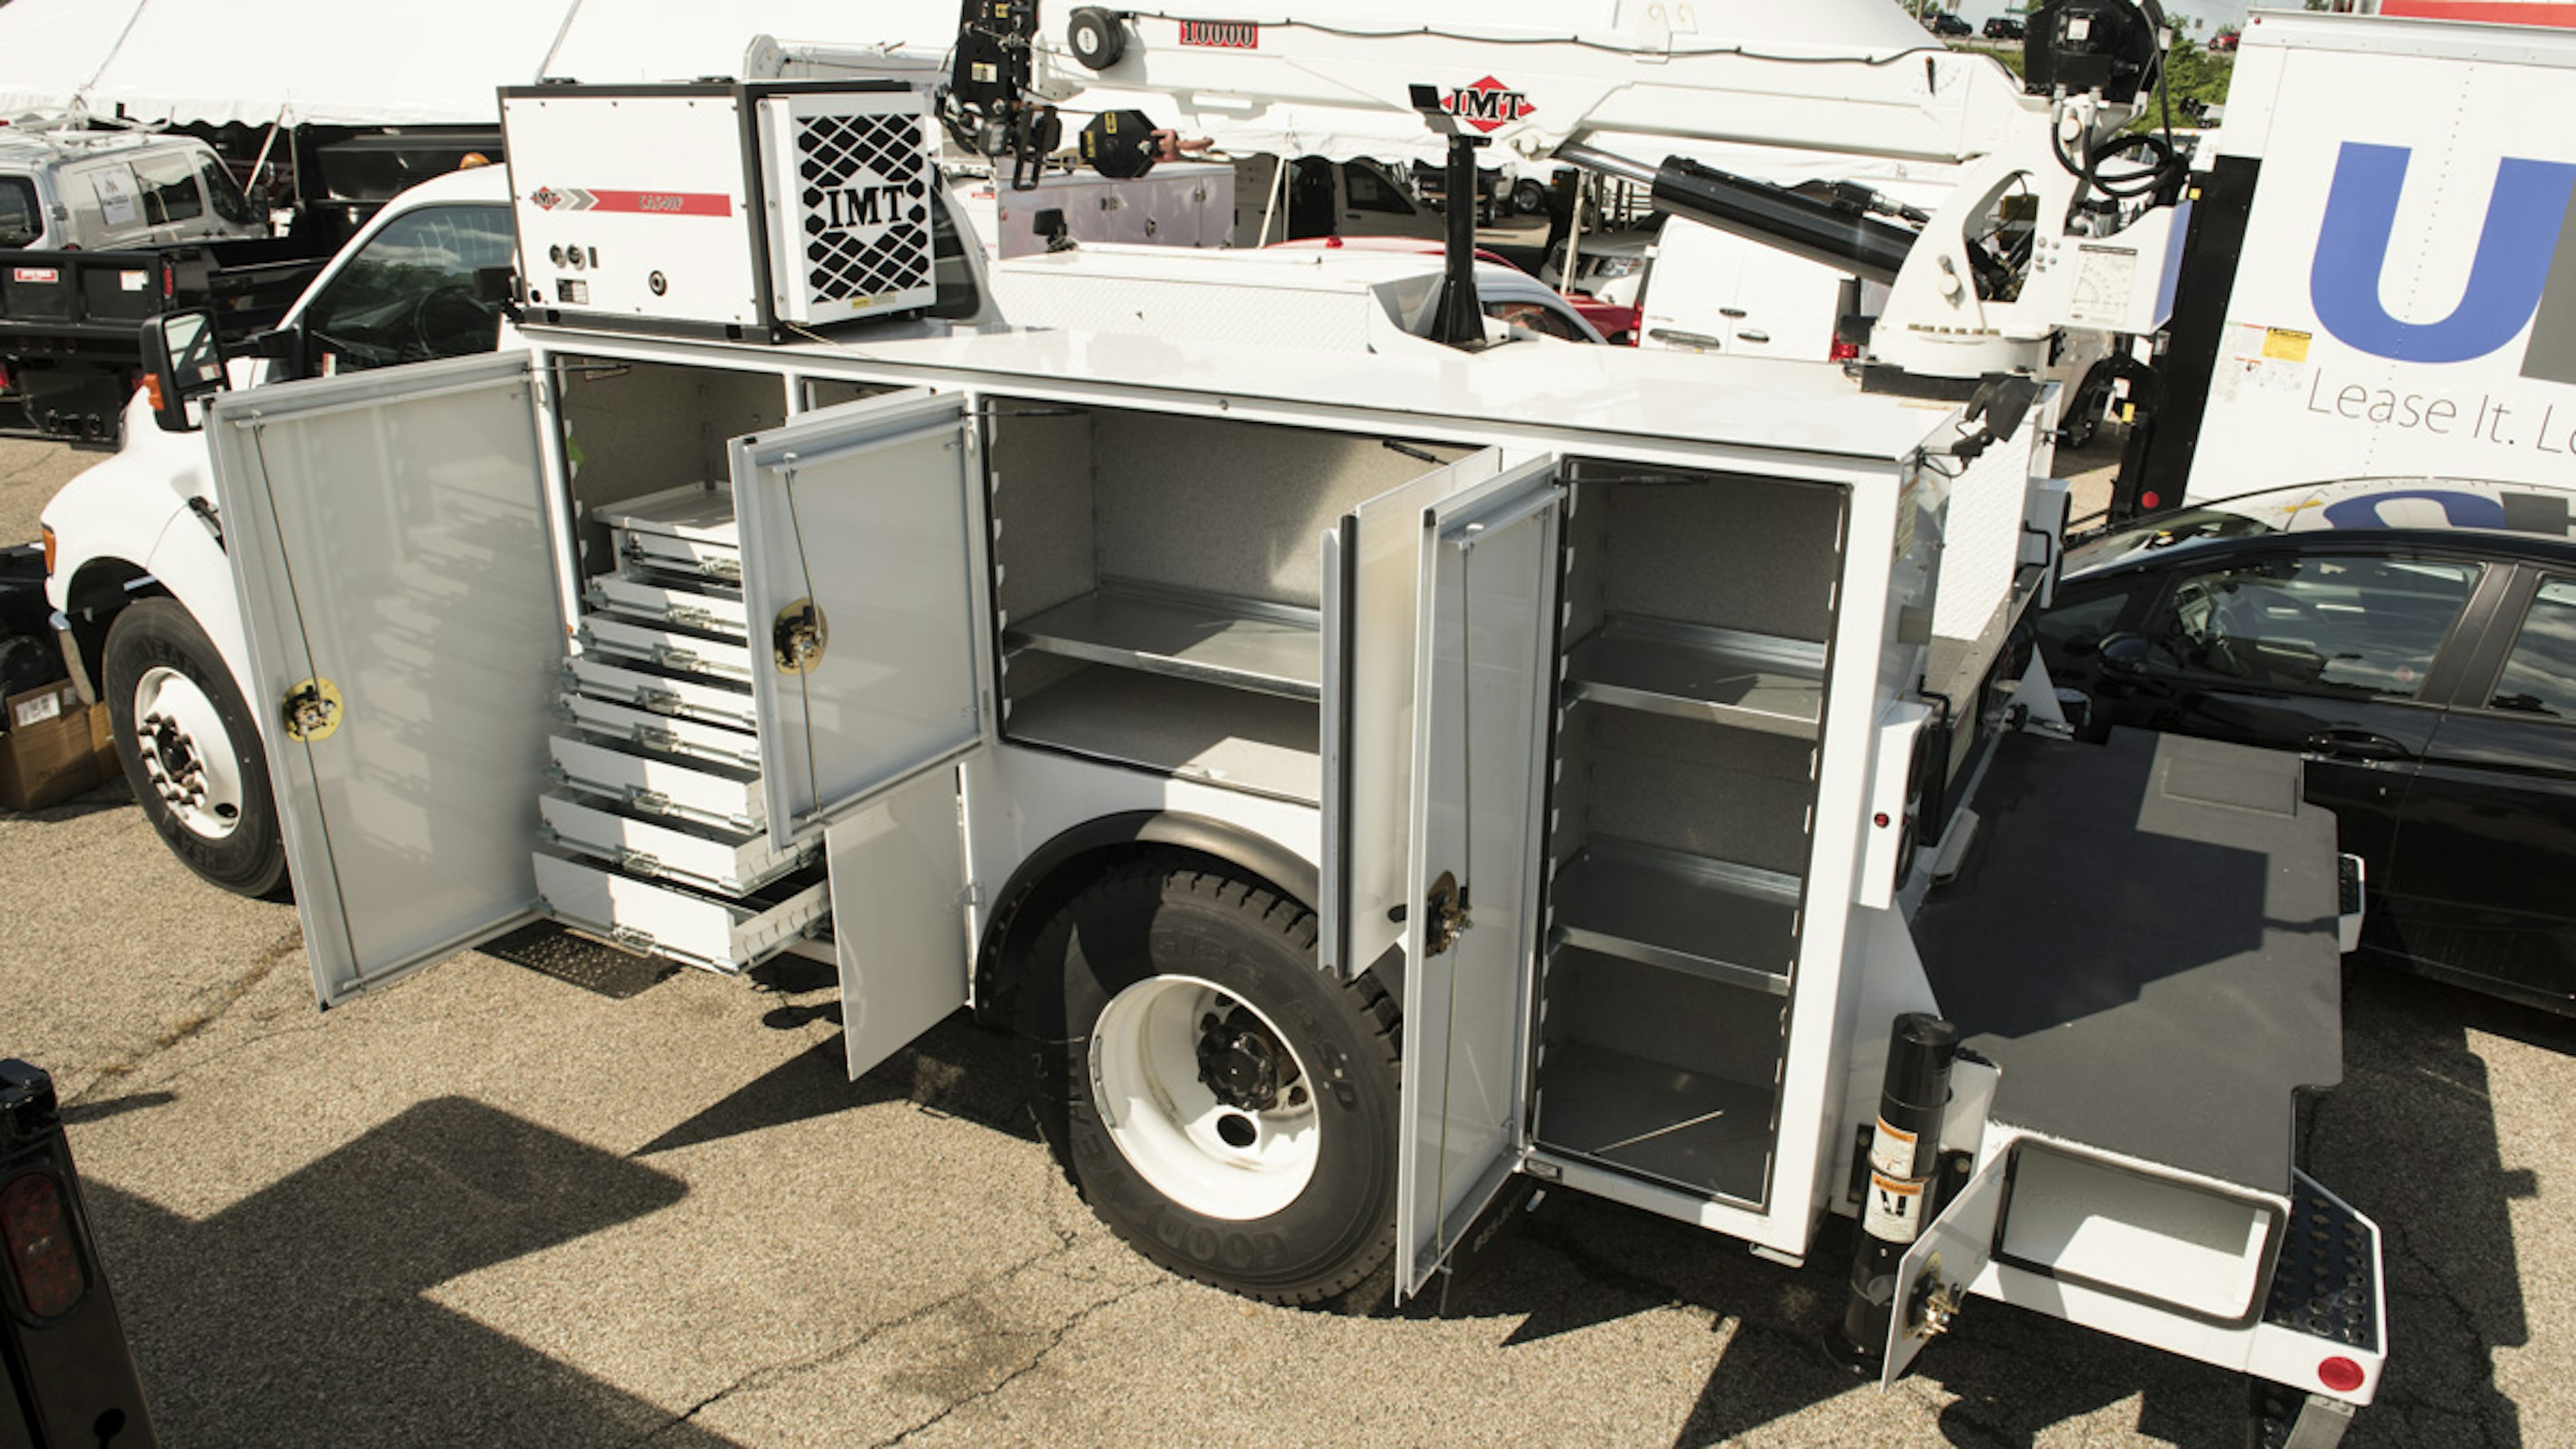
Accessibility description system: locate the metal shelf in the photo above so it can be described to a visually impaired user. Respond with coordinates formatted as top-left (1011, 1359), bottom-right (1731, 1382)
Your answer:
top-left (1535, 1039), bottom-right (1776, 1203)
top-left (1563, 615), bottom-right (1824, 739)
top-left (1006, 666), bottom-right (1322, 804)
top-left (1006, 582), bottom-right (1322, 701)
top-left (1550, 837), bottom-right (1797, 996)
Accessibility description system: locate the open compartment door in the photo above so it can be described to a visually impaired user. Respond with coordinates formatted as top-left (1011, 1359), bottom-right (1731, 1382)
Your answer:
top-left (1884, 1149), bottom-right (2010, 1386)
top-left (204, 352), bottom-right (557, 1008)
top-left (1393, 456), bottom-right (1564, 1302)
top-left (1322, 447), bottom-right (1515, 977)
top-left (733, 388), bottom-right (989, 849)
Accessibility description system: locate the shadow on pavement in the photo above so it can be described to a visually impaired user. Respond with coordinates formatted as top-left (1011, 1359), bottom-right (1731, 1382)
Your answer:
top-left (83, 1095), bottom-right (734, 1446)
top-left (635, 1012), bottom-right (1036, 1160)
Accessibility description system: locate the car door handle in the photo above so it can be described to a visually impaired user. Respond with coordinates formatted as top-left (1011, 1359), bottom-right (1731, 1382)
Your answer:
top-left (2303, 729), bottom-right (2412, 763)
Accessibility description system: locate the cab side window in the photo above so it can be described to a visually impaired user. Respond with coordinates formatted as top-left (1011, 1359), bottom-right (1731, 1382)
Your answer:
top-left (0, 177), bottom-right (38, 248)
top-left (1344, 163), bottom-right (1415, 215)
top-left (199, 156), bottom-right (262, 228)
top-left (1487, 299), bottom-right (1589, 341)
top-left (131, 153), bottom-right (205, 227)
top-left (2147, 553), bottom-right (2477, 698)
top-left (300, 205), bottom-right (514, 374)
top-left (2489, 578), bottom-right (2576, 718)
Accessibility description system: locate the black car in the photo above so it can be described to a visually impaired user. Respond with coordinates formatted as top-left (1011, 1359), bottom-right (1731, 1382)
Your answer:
top-left (1984, 15), bottom-right (2027, 40)
top-left (1927, 12), bottom-right (1975, 36)
top-left (2036, 479), bottom-right (2576, 1016)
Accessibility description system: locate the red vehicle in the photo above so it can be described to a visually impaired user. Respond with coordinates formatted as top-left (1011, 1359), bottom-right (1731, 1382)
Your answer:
top-left (2211, 28), bottom-right (2240, 50)
top-left (1265, 235), bottom-right (1642, 344)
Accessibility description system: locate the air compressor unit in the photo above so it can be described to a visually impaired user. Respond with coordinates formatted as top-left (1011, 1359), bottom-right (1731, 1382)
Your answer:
top-left (498, 81), bottom-right (938, 339)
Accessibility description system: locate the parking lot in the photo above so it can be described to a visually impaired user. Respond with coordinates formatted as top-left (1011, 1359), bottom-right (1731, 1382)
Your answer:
top-left (5, 432), bottom-right (2572, 1447)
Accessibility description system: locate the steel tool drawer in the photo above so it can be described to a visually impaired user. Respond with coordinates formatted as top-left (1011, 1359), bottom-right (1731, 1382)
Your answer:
top-left (539, 789), bottom-right (810, 896)
top-left (533, 847), bottom-right (826, 975)
top-left (600, 484), bottom-right (742, 584)
top-left (564, 655), bottom-right (759, 731)
top-left (556, 692), bottom-right (761, 770)
top-left (586, 574), bottom-right (750, 637)
top-left (549, 733), bottom-right (765, 832)
top-left (580, 613), bottom-right (757, 684)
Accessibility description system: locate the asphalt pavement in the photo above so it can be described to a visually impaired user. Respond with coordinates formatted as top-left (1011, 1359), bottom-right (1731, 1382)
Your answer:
top-left (3, 433), bottom-right (2571, 1446)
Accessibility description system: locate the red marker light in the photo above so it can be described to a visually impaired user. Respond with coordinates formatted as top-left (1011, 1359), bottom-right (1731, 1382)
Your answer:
top-left (2139, 490), bottom-right (2161, 511)
top-left (1874, 812), bottom-right (1891, 828)
top-left (2317, 1356), bottom-right (2365, 1393)
top-left (1, 1171), bottom-right (88, 1319)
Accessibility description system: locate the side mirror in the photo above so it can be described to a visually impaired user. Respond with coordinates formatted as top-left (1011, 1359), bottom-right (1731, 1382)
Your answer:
top-left (139, 308), bottom-right (227, 435)
top-left (2098, 633), bottom-right (2151, 678)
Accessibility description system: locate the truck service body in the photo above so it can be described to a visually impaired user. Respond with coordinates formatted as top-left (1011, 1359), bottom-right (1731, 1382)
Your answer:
top-left (38, 68), bottom-right (2392, 1440)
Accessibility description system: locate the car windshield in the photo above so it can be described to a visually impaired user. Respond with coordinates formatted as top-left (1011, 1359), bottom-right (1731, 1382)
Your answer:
top-left (0, 176), bottom-right (40, 247)
top-left (2063, 504), bottom-right (2279, 572)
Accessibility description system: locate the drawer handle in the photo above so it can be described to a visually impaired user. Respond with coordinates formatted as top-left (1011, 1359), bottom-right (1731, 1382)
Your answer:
top-left (704, 555), bottom-right (743, 582)
top-left (616, 847), bottom-right (663, 878)
top-left (625, 787), bottom-right (672, 815)
top-left (664, 604), bottom-right (719, 632)
top-left (653, 644), bottom-right (703, 672)
top-left (634, 687), bottom-right (683, 714)
top-left (610, 925), bottom-right (659, 955)
top-left (633, 724), bottom-right (683, 753)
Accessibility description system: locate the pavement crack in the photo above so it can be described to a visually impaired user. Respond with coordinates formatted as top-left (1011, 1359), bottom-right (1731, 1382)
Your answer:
top-left (635, 1232), bottom-right (1102, 1445)
top-left (67, 923), bottom-right (303, 1104)
top-left (873, 1278), bottom-right (1162, 1448)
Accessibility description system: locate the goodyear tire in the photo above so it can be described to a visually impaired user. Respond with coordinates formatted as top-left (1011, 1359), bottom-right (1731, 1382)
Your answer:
top-left (102, 598), bottom-right (286, 898)
top-left (1021, 855), bottom-right (1401, 1307)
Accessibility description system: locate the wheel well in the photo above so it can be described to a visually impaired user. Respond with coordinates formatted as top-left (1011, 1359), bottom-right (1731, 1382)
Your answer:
top-left (970, 811), bottom-right (1321, 1030)
top-left (59, 558), bottom-right (162, 700)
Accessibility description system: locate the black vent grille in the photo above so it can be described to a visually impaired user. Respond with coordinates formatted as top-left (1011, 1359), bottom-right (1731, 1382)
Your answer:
top-left (794, 111), bottom-right (931, 305)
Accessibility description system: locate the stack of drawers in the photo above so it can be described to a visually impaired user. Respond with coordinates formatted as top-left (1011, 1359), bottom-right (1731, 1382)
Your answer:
top-left (533, 483), bottom-right (830, 973)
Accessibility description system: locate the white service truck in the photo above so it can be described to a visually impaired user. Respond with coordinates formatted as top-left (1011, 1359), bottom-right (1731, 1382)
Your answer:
top-left (52, 68), bottom-right (2388, 1443)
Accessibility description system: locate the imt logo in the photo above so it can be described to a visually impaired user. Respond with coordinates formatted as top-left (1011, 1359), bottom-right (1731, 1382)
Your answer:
top-left (2310, 142), bottom-right (2576, 382)
top-left (1441, 76), bottom-right (1536, 135)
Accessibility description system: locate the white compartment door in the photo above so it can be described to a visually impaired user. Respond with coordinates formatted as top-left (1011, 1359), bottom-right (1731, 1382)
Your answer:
top-left (1883, 1150), bottom-right (2010, 1386)
top-left (1322, 447), bottom-right (1511, 979)
top-left (204, 352), bottom-right (555, 1008)
top-left (733, 388), bottom-right (989, 848)
top-left (827, 765), bottom-right (972, 1081)
top-left (1393, 455), bottom-right (1564, 1302)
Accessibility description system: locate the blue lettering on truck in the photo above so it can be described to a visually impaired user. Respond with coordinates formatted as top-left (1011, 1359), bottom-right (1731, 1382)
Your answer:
top-left (2310, 142), bottom-right (2576, 378)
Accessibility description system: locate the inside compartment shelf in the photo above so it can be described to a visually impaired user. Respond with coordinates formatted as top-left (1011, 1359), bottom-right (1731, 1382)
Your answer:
top-left (1536, 1039), bottom-right (1777, 1203)
top-left (1006, 665), bottom-right (1320, 803)
top-left (1006, 583), bottom-right (1321, 700)
top-left (1564, 615), bottom-right (1824, 738)
top-left (1552, 837), bottom-right (1797, 996)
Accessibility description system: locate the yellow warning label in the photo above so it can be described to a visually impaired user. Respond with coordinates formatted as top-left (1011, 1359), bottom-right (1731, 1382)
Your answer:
top-left (2262, 327), bottom-right (2312, 363)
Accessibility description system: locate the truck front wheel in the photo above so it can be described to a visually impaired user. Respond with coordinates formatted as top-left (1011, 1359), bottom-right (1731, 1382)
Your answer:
top-left (101, 599), bottom-right (286, 898)
top-left (1020, 857), bottom-right (1401, 1308)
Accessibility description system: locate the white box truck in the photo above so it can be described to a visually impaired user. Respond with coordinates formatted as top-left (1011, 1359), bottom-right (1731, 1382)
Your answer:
top-left (2126, 9), bottom-right (2576, 514)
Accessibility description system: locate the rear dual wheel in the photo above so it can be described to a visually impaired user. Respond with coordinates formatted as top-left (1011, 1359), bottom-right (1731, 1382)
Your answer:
top-left (1020, 857), bottom-right (1402, 1307)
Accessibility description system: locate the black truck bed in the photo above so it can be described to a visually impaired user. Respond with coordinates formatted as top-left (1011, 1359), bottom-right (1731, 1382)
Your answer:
top-left (1911, 727), bottom-right (2345, 1193)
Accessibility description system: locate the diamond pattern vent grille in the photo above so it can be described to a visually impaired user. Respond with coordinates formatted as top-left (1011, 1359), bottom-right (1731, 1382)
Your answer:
top-left (795, 112), bottom-right (932, 305)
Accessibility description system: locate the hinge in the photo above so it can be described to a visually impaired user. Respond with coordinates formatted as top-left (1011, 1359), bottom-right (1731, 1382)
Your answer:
top-left (956, 881), bottom-right (982, 908)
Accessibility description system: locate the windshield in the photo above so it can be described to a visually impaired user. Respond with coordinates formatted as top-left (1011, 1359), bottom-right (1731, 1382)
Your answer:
top-left (0, 177), bottom-right (42, 248)
top-left (2063, 505), bottom-right (2279, 573)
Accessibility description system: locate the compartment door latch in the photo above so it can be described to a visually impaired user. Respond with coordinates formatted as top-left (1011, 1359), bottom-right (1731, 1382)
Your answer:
top-left (281, 677), bottom-right (343, 743)
top-left (772, 598), bottom-right (830, 675)
top-left (1420, 870), bottom-right (1470, 957)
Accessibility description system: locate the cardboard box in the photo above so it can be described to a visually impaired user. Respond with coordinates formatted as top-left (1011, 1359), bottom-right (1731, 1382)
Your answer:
top-left (0, 680), bottom-right (113, 811)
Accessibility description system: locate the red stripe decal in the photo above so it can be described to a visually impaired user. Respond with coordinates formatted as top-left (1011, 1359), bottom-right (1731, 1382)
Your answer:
top-left (588, 189), bottom-right (733, 217)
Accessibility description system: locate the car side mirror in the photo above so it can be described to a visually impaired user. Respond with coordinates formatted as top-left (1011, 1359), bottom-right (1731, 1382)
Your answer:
top-left (139, 308), bottom-right (227, 435)
top-left (2098, 633), bottom-right (2151, 677)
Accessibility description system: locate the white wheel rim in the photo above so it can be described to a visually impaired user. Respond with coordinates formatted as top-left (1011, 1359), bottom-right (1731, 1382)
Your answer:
top-left (1088, 974), bottom-right (1322, 1221)
top-left (132, 665), bottom-right (244, 841)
